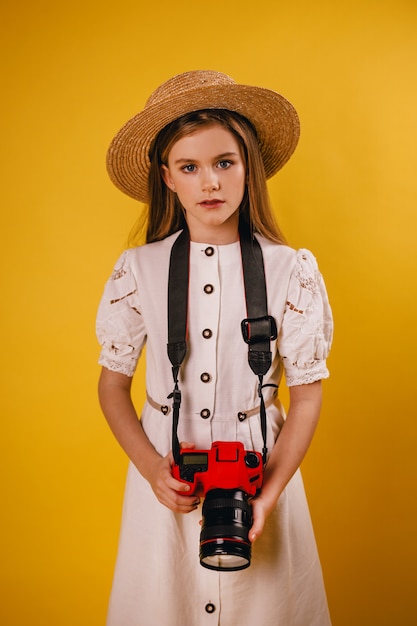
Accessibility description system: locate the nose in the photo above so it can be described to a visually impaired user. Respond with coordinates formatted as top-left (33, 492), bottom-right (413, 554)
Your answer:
top-left (201, 169), bottom-right (220, 192)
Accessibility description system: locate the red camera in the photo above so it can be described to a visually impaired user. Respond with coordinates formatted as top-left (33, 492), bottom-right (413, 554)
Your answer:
top-left (172, 441), bottom-right (263, 497)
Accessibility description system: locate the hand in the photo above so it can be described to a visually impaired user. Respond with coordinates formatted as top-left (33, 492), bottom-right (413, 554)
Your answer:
top-left (147, 442), bottom-right (200, 514)
top-left (249, 492), bottom-right (276, 543)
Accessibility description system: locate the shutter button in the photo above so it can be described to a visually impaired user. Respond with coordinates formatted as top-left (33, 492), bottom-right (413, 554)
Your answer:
top-left (205, 603), bottom-right (216, 613)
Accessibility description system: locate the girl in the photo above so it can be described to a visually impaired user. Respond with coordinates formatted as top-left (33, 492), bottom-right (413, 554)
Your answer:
top-left (97, 70), bottom-right (333, 626)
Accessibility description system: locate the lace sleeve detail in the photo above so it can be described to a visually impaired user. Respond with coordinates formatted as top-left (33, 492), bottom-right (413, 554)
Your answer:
top-left (96, 250), bottom-right (146, 377)
top-left (279, 249), bottom-right (333, 386)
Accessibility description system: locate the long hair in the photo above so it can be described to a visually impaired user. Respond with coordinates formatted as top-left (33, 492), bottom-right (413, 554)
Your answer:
top-left (129, 109), bottom-right (286, 245)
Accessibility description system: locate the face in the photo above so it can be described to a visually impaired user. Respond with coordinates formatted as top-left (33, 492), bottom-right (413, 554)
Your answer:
top-left (161, 124), bottom-right (246, 244)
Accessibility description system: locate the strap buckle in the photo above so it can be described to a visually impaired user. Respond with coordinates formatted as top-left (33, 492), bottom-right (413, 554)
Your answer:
top-left (167, 386), bottom-right (182, 409)
top-left (241, 315), bottom-right (277, 345)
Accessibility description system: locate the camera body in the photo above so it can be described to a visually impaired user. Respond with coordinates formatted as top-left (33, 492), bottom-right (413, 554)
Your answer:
top-left (172, 441), bottom-right (263, 497)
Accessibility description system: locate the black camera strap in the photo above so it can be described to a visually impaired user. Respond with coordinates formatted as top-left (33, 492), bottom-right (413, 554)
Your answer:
top-left (167, 228), bottom-right (190, 465)
top-left (167, 225), bottom-right (277, 465)
top-left (239, 225), bottom-right (277, 464)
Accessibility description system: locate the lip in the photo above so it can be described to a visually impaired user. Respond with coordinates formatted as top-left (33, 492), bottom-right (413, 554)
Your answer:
top-left (199, 199), bottom-right (225, 208)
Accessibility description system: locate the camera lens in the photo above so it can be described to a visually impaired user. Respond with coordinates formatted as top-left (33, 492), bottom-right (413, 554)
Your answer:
top-left (199, 489), bottom-right (253, 571)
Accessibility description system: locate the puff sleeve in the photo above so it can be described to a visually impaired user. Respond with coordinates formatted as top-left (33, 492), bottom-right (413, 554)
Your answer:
top-left (279, 249), bottom-right (333, 386)
top-left (96, 250), bottom-right (146, 377)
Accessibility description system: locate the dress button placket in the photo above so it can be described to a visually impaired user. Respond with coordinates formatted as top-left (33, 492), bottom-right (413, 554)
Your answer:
top-left (189, 246), bottom-right (222, 623)
top-left (196, 246), bottom-right (219, 423)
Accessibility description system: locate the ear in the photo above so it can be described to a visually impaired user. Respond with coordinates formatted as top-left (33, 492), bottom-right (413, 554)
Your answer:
top-left (160, 164), bottom-right (176, 192)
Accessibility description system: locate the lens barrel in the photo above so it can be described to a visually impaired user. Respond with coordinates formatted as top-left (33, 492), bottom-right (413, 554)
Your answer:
top-left (199, 489), bottom-right (253, 571)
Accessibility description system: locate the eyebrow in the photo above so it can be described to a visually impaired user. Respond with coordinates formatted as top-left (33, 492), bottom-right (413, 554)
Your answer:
top-left (173, 151), bottom-right (239, 165)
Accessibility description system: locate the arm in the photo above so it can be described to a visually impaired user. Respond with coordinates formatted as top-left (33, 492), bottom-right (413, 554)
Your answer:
top-left (98, 367), bottom-right (199, 513)
top-left (249, 380), bottom-right (322, 542)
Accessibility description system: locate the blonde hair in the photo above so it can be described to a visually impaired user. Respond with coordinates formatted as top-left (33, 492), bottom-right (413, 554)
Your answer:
top-left (129, 109), bottom-right (286, 245)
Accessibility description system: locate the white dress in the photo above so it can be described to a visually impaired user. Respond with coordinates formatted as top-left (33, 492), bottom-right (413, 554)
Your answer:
top-left (96, 231), bottom-right (333, 626)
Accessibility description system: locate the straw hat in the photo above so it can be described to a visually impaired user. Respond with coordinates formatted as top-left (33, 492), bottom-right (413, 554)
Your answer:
top-left (106, 70), bottom-right (300, 203)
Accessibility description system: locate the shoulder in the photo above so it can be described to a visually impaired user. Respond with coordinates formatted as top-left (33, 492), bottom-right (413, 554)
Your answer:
top-left (255, 235), bottom-right (298, 281)
top-left (255, 234), bottom-right (296, 262)
top-left (120, 231), bottom-right (183, 269)
top-left (256, 235), bottom-right (322, 274)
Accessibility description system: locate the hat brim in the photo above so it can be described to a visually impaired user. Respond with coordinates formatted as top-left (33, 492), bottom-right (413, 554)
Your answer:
top-left (106, 83), bottom-right (300, 203)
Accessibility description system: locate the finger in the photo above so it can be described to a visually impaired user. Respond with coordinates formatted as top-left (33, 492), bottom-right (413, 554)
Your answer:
top-left (180, 441), bottom-right (196, 450)
top-left (175, 502), bottom-right (200, 514)
top-left (154, 477), bottom-right (198, 507)
top-left (165, 473), bottom-right (193, 493)
top-left (166, 491), bottom-right (201, 513)
top-left (176, 493), bottom-right (201, 509)
top-left (249, 501), bottom-right (266, 543)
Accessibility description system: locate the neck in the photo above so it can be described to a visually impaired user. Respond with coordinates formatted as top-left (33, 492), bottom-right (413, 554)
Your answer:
top-left (185, 214), bottom-right (239, 245)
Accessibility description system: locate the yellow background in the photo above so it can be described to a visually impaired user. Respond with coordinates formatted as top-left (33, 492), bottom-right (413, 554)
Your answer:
top-left (1, 1), bottom-right (416, 624)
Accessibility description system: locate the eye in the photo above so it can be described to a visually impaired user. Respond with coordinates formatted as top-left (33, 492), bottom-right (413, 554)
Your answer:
top-left (182, 163), bottom-right (197, 173)
top-left (217, 160), bottom-right (232, 169)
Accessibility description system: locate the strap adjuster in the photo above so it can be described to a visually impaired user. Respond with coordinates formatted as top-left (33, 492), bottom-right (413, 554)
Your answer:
top-left (241, 315), bottom-right (277, 345)
top-left (167, 386), bottom-right (182, 409)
